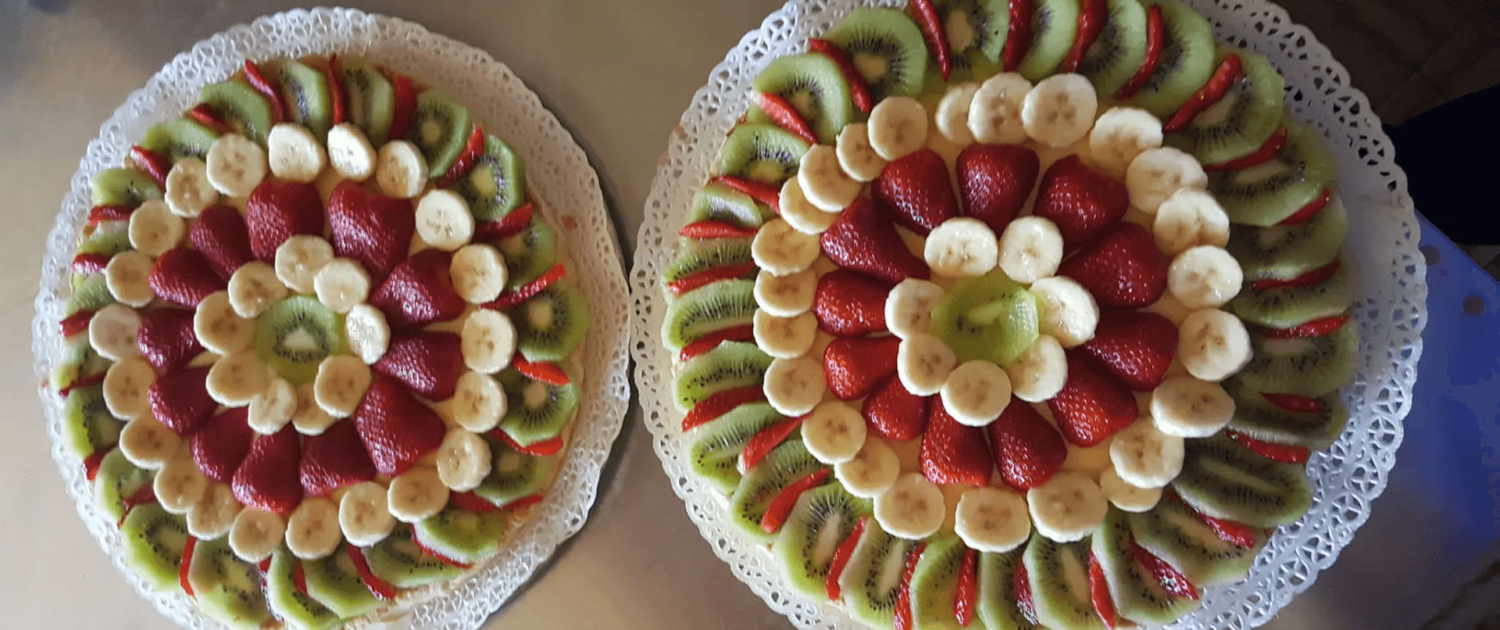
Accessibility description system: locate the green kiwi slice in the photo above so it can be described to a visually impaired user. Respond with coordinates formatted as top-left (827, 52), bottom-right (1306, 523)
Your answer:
top-left (772, 484), bottom-right (872, 598)
top-left (1078, 0), bottom-right (1150, 98)
top-left (454, 134), bottom-right (527, 222)
top-left (414, 504), bottom-right (508, 564)
top-left (337, 59), bottom-right (396, 146)
top-left (253, 296), bottom-right (346, 385)
top-left (1172, 433), bottom-right (1312, 527)
top-left (661, 278), bottom-right (757, 350)
top-left (1230, 258), bottom-right (1357, 329)
top-left (1224, 378), bottom-right (1348, 449)
top-left (687, 182), bottom-right (774, 229)
top-left (977, 549), bottom-right (1038, 630)
top-left (121, 502), bottom-right (191, 592)
top-left (840, 519), bottom-right (921, 626)
top-left (95, 449), bottom-right (153, 524)
top-left (728, 438), bottom-right (825, 542)
top-left (660, 239), bottom-right (754, 293)
top-left (931, 271), bottom-right (1040, 367)
top-left (1210, 123), bottom-right (1337, 226)
top-left (508, 280), bottom-right (589, 362)
top-left (92, 167), bottom-right (163, 207)
top-left (62, 385), bottom-right (121, 461)
top-left (364, 523), bottom-right (463, 588)
top-left (267, 548), bottom-right (341, 630)
top-left (78, 224), bottom-right (133, 258)
top-left (497, 366), bottom-right (579, 446)
top-left (497, 221), bottom-right (557, 288)
top-left (302, 545), bottom-right (380, 618)
top-left (142, 118), bottom-right (220, 163)
top-left (1128, 0), bottom-right (1216, 116)
top-left (270, 59), bottom-right (334, 138)
top-left (1128, 497), bottom-right (1262, 586)
top-left (66, 275), bottom-right (117, 317)
top-left (825, 8), bottom-right (931, 100)
top-left (749, 53), bottom-right (854, 145)
top-left (909, 534), bottom-right (971, 630)
top-left (935, 0), bottom-right (1010, 67)
top-left (1228, 195), bottom-right (1347, 282)
top-left (199, 80), bottom-right (275, 144)
top-left (673, 341), bottom-right (772, 410)
top-left (410, 90), bottom-right (472, 178)
top-left (473, 437), bottom-right (561, 507)
top-left (1234, 321), bottom-right (1360, 398)
top-left (689, 402), bottom-right (786, 493)
top-left (1168, 51), bottom-right (1285, 164)
top-left (188, 536), bottom-right (274, 629)
top-left (1023, 532), bottom-right (1103, 630)
top-left (1018, 0), bottom-right (1082, 82)
top-left (55, 339), bottom-right (112, 393)
top-left (1091, 508), bottom-right (1197, 625)
top-left (717, 123), bottom-right (811, 185)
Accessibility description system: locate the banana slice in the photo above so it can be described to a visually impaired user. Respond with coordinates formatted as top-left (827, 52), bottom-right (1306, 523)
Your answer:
top-left (105, 250), bottom-right (155, 307)
top-left (752, 218), bottom-right (821, 275)
top-left (1030, 276), bottom-right (1100, 348)
top-left (1021, 73), bottom-right (1099, 148)
top-left (954, 486), bottom-right (1032, 553)
top-left (1153, 188), bottom-right (1231, 256)
top-left (312, 257), bottom-right (372, 314)
top-left (375, 140), bottom-right (429, 199)
top-left (314, 355), bottom-right (372, 418)
top-left (450, 243), bottom-right (508, 305)
top-left (874, 472), bottom-right (947, 540)
top-left (165, 157), bottom-right (219, 218)
top-left (248, 377), bottom-right (297, 435)
top-left (936, 82), bottom-right (981, 145)
top-left (343, 303), bottom-right (392, 365)
top-left (835, 122), bottom-right (886, 182)
top-left (274, 235), bottom-right (335, 294)
top-left (88, 304), bottom-right (143, 361)
top-left (762, 355), bottom-right (826, 417)
top-left (1099, 467), bottom-right (1161, 513)
top-left (753, 310), bottom-right (817, 359)
top-left (898, 333), bottom-right (959, 396)
top-left (1126, 146), bottom-right (1206, 214)
top-left (416, 189), bottom-right (476, 251)
top-left (968, 72), bottom-right (1033, 145)
top-left (435, 428), bottom-right (492, 492)
top-left (884, 278), bottom-right (944, 340)
top-left (187, 483), bottom-right (242, 540)
top-left (195, 291), bottom-right (254, 355)
top-left (1168, 246), bottom-right (1243, 309)
top-left (229, 508), bottom-right (285, 563)
top-left (867, 96), bottom-right (929, 161)
top-left (801, 401), bottom-right (868, 464)
top-left (1150, 376), bottom-right (1235, 438)
top-left (778, 176), bottom-right (838, 235)
top-left (1109, 419), bottom-right (1184, 488)
top-left (754, 269), bottom-right (817, 317)
top-left (206, 133), bottom-right (268, 198)
top-left (340, 481), bottom-right (396, 547)
top-left (118, 415), bottom-right (179, 470)
top-left (285, 497), bottom-right (342, 560)
top-left (128, 199), bottom-right (185, 257)
top-left (925, 217), bottom-right (1000, 277)
top-left (1087, 107), bottom-right (1164, 179)
top-left (835, 437), bottom-right (901, 499)
top-left (1007, 335), bottom-right (1068, 403)
top-left (387, 466), bottom-right (450, 523)
top-left (461, 309), bottom-right (517, 374)
top-left (798, 144), bottom-right (862, 212)
top-left (267, 123), bottom-right (327, 183)
top-left (228, 260), bottom-right (288, 319)
top-left (1177, 309), bottom-right (1252, 382)
top-left (103, 356), bottom-right (156, 421)
top-left (207, 350), bottom-right (269, 407)
top-left (941, 360), bottom-right (1013, 426)
top-left (291, 382), bottom-right (337, 436)
top-left (326, 123), bottom-right (377, 181)
top-left (452, 370), bottom-right (507, 432)
top-left (1026, 470), bottom-right (1108, 542)
top-left (997, 216), bottom-right (1064, 283)
top-left (155, 453), bottom-right (209, 515)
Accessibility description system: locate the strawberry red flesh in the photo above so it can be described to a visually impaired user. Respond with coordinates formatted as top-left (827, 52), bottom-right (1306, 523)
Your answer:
top-left (1057, 223), bottom-right (1168, 308)
top-left (245, 179), bottom-right (326, 262)
top-left (1078, 309), bottom-right (1179, 390)
top-left (1250, 259), bottom-right (1341, 291)
top-left (84, 448), bottom-right (109, 481)
top-left (909, 0), bottom-right (953, 79)
top-left (369, 250), bottom-right (468, 330)
top-left (504, 493), bottom-right (546, 511)
top-left (1164, 54), bottom-right (1244, 132)
top-left (872, 149), bottom-right (961, 235)
top-left (136, 308), bottom-right (204, 372)
top-left (189, 205), bottom-right (257, 280)
top-left (665, 262), bottom-right (757, 296)
top-left (988, 396), bottom-right (1068, 490)
top-left (823, 336), bottom-right (902, 400)
top-left (231, 426), bottom-right (304, 515)
top-left (388, 74), bottom-right (417, 141)
top-left (72, 252), bottom-right (111, 275)
top-left (1033, 155), bottom-right (1130, 248)
top-left (894, 542), bottom-right (927, 630)
top-left (1260, 313), bottom-right (1349, 339)
top-left (436, 125), bottom-right (487, 188)
top-left (922, 401), bottom-right (996, 486)
top-left (129, 146), bottom-right (170, 190)
top-left (1088, 552), bottom-right (1118, 629)
top-left (1116, 4), bottom-right (1164, 99)
top-left (347, 545), bottom-right (398, 600)
top-left (450, 492), bottom-right (500, 513)
top-left (1260, 392), bottom-right (1324, 414)
top-left (813, 269), bottom-right (894, 336)
top-left (678, 325), bottom-right (755, 363)
top-left (409, 529), bottom-right (473, 568)
top-left (1060, 0), bottom-right (1107, 72)
top-left (354, 376), bottom-right (447, 476)
top-left (89, 204), bottom-right (134, 224)
top-left (1228, 430), bottom-right (1311, 463)
top-left (188, 104), bottom-right (229, 135)
top-left (243, 60), bottom-right (286, 124)
top-left (825, 516), bottom-right (867, 602)
top-left (1015, 558), bottom-right (1037, 624)
top-left (149, 247), bottom-right (226, 308)
top-left (180, 536), bottom-right (198, 596)
top-left (682, 385), bottom-right (767, 431)
top-left (489, 429), bottom-right (565, 457)
top-left (761, 468), bottom-right (831, 534)
top-left (1204, 126), bottom-right (1288, 172)
top-left (1048, 352), bottom-right (1139, 447)
top-left (118, 485), bottom-right (157, 527)
top-left (150, 367), bottom-right (218, 436)
top-left (1004, 0), bottom-right (1035, 71)
top-left (821, 199), bottom-right (929, 283)
top-left (511, 356), bottom-right (571, 386)
top-left (862, 376), bottom-right (930, 441)
top-left (191, 408), bottom-right (256, 483)
top-left (1130, 542), bottom-right (1199, 600)
top-left (713, 176), bottom-right (781, 214)
top-left (678, 220), bottom-right (758, 239)
top-left (956, 144), bottom-right (1041, 233)
top-left (299, 417), bottom-right (378, 496)
top-left (1178, 497), bottom-right (1257, 547)
top-left (325, 55), bottom-right (347, 125)
top-left (741, 416), bottom-right (806, 471)
top-left (756, 92), bottom-right (820, 146)
top-left (371, 331), bottom-right (465, 400)
top-left (326, 181), bottom-right (415, 283)
top-left (60, 310), bottom-right (95, 338)
top-left (485, 263), bottom-right (566, 309)
top-left (474, 202), bottom-right (534, 242)
top-left (1277, 188), bottom-right (1333, 225)
top-left (808, 38), bottom-right (873, 114)
top-left (955, 547), bottom-right (979, 626)
top-left (60, 373), bottom-right (107, 398)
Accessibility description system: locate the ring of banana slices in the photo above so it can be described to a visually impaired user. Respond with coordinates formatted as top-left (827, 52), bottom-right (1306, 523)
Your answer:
top-left (53, 55), bottom-right (590, 629)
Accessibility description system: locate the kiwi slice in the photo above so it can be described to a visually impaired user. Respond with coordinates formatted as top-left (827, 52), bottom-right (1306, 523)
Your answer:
top-left (717, 123), bottom-right (810, 185)
top-left (1023, 532), bottom-right (1104, 630)
top-left (772, 484), bottom-right (872, 598)
top-left (120, 502), bottom-right (190, 592)
top-left (414, 504), bottom-right (508, 564)
top-left (66, 275), bottom-right (117, 316)
top-left (1230, 259), bottom-right (1357, 329)
top-left (302, 545), bottom-right (381, 618)
top-left (142, 118), bottom-right (220, 163)
top-left (840, 519), bottom-right (921, 626)
top-left (1168, 51), bottom-right (1285, 164)
top-left (62, 385), bottom-right (121, 461)
top-left (728, 438), bottom-right (825, 542)
top-left (673, 341), bottom-right (773, 410)
top-left (410, 90), bottom-right (473, 178)
top-left (91, 167), bottom-right (163, 207)
top-left (199, 80), bottom-right (275, 143)
top-left (473, 437), bottom-right (561, 507)
top-left (55, 339), bottom-right (112, 393)
top-left (935, 0), bottom-right (1010, 67)
top-left (909, 534), bottom-right (971, 630)
top-left (689, 402), bottom-right (786, 493)
top-left (1078, 0), bottom-right (1150, 98)
top-left (1017, 0), bottom-right (1082, 82)
top-left (508, 280), bottom-right (589, 362)
top-left (661, 278), bottom-right (757, 350)
top-left (267, 548), bottom-right (341, 630)
top-left (687, 183), bottom-right (773, 229)
top-left (1209, 123), bottom-right (1337, 226)
top-left (1171, 433), bottom-right (1312, 527)
top-left (931, 271), bottom-right (1040, 367)
top-left (496, 220), bottom-right (558, 288)
top-left (1224, 378), bottom-right (1349, 449)
top-left (977, 549), bottom-right (1038, 630)
top-left (1234, 321), bottom-right (1360, 398)
top-left (337, 59), bottom-right (396, 146)
top-left (1128, 497), bottom-right (1262, 587)
top-left (364, 523), bottom-right (463, 588)
top-left (750, 54), bottom-right (854, 145)
top-left (497, 366), bottom-right (579, 446)
top-left (1091, 508), bottom-right (1197, 625)
top-left (454, 134), bottom-right (527, 222)
top-left (1128, 0), bottom-right (1216, 116)
top-left (825, 8), bottom-right (930, 100)
top-left (270, 59), bottom-right (334, 138)
top-left (188, 536), bottom-right (274, 628)
top-left (253, 296), bottom-right (346, 385)
top-left (661, 239), bottom-right (754, 292)
top-left (94, 448), bottom-right (153, 524)
top-left (1228, 195), bottom-right (1347, 282)
top-left (78, 224), bottom-right (134, 258)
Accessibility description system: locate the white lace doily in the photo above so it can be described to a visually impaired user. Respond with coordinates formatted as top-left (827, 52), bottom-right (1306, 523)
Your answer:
top-left (630, 0), bottom-right (1428, 628)
top-left (30, 8), bottom-right (630, 630)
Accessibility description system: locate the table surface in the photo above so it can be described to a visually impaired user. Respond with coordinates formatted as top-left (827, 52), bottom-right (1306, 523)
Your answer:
top-left (2, 1), bottom-right (1497, 629)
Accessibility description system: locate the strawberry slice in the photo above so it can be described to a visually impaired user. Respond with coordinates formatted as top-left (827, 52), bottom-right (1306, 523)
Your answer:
top-left (1016, 559), bottom-right (1037, 624)
top-left (756, 92), bottom-right (819, 146)
top-left (72, 252), bottom-right (111, 274)
top-left (862, 376), bottom-right (929, 441)
top-left (813, 269), bottom-right (893, 337)
top-left (678, 220), bottom-right (758, 239)
top-left (324, 55), bottom-right (347, 125)
top-left (1261, 392), bottom-right (1325, 414)
top-left (188, 103), bottom-right (229, 135)
top-left (368, 250), bottom-right (468, 330)
top-left (89, 204), bottom-right (134, 224)
top-left (872, 149), bottom-right (961, 235)
top-left (61, 373), bottom-right (106, 398)
top-left (511, 355), bottom-right (571, 386)
top-left (1057, 223), bottom-right (1168, 308)
top-left (117, 485), bottom-right (157, 527)
top-left (808, 38), bottom-right (873, 114)
top-left (1227, 430), bottom-right (1311, 463)
top-left (1004, 0), bottom-right (1035, 71)
top-left (292, 561), bottom-right (307, 592)
top-left (180, 536), bottom-right (198, 596)
top-left (956, 144), bottom-right (1041, 233)
top-left (410, 529), bottom-right (473, 568)
top-left (741, 416), bottom-right (806, 470)
top-left (922, 402), bottom-right (995, 486)
top-left (678, 325), bottom-right (755, 362)
top-left (822, 199), bottom-right (929, 283)
top-left (388, 74), bottom-right (417, 141)
top-left (189, 205), bottom-right (257, 280)
top-left (246, 179), bottom-right (326, 262)
top-left (1116, 4), bottom-right (1164, 99)
top-left (149, 247), bottom-right (226, 308)
top-left (371, 331), bottom-right (466, 399)
top-left (129, 146), bottom-right (170, 190)
top-left (681, 385), bottom-right (766, 431)
top-left (760, 468), bottom-right (831, 534)
top-left (1078, 309), bottom-right (1179, 391)
top-left (713, 176), bottom-right (781, 214)
top-left (1259, 313), bottom-right (1349, 339)
top-left (988, 397), bottom-right (1068, 490)
top-left (825, 515), bottom-right (868, 600)
top-left (894, 542), bottom-right (927, 630)
top-left (60, 310), bottom-right (95, 338)
top-left (823, 336), bottom-right (901, 400)
top-left (665, 262), bottom-right (756, 296)
top-left (1204, 126), bottom-right (1288, 172)
top-left (485, 263), bottom-right (566, 309)
top-left (84, 448), bottom-right (110, 482)
top-left (908, 0), bottom-right (952, 79)
top-left (450, 491), bottom-right (501, 513)
top-left (436, 124), bottom-right (487, 188)
top-left (326, 181), bottom-right (414, 282)
top-left (505, 493), bottom-right (546, 511)
top-left (136, 308), bottom-right (204, 373)
top-left (1088, 552), bottom-right (1118, 629)
top-left (354, 377), bottom-right (447, 477)
top-left (1048, 352), bottom-right (1138, 447)
top-left (955, 547), bottom-right (979, 626)
top-left (489, 429), bottom-right (564, 457)
top-left (1250, 259), bottom-right (1341, 291)
top-left (243, 60), bottom-right (286, 123)
top-left (1033, 155), bottom-right (1130, 248)
top-left (1060, 0), bottom-right (1107, 72)
top-left (1164, 54), bottom-right (1244, 132)
top-left (1277, 188), bottom-right (1333, 225)
top-left (1131, 542), bottom-right (1199, 599)
top-left (347, 545), bottom-right (398, 600)
top-left (191, 408), bottom-right (256, 483)
top-left (1176, 495), bottom-right (1257, 547)
top-left (231, 426), bottom-right (304, 515)
top-left (149, 367), bottom-right (218, 436)
top-left (299, 417), bottom-right (378, 496)
top-left (474, 202), bottom-right (534, 242)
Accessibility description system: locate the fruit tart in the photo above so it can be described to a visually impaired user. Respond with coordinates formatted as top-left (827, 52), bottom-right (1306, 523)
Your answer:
top-left (660, 2), bottom-right (1356, 628)
top-left (50, 55), bottom-right (589, 629)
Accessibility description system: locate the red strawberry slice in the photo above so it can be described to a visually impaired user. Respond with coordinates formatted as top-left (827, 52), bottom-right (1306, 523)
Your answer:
top-left (299, 418), bottom-right (378, 496)
top-left (72, 253), bottom-right (111, 275)
top-left (136, 308), bottom-right (203, 372)
top-left (190, 408), bottom-right (256, 483)
top-left (821, 199), bottom-right (929, 283)
top-left (741, 416), bottom-right (805, 471)
top-left (678, 325), bottom-right (755, 363)
top-left (956, 144), bottom-right (1041, 233)
top-left (823, 336), bottom-right (901, 400)
top-left (388, 74), bottom-right (417, 141)
top-left (1004, 0), bottom-right (1034, 71)
top-left (1227, 430), bottom-right (1311, 463)
top-left (955, 547), bottom-right (979, 626)
top-left (1016, 560), bottom-right (1037, 624)
top-left (871, 149), bottom-right (961, 235)
top-left (813, 269), bottom-right (893, 336)
top-left (1032, 155), bottom-right (1130, 248)
top-left (1078, 309), bottom-right (1179, 391)
top-left (368, 249), bottom-right (467, 330)
top-left (1261, 392), bottom-right (1324, 413)
top-left (756, 92), bottom-right (819, 146)
top-left (61, 310), bottom-right (95, 338)
top-left (243, 60), bottom-right (286, 124)
top-left (908, 0), bottom-right (952, 79)
top-left (355, 376), bottom-right (447, 476)
top-left (894, 542), bottom-right (925, 630)
top-left (347, 545), bottom-right (398, 601)
top-left (188, 102), bottom-right (228, 134)
top-left (129, 146), bottom-right (170, 190)
top-left (1116, 3), bottom-right (1164, 99)
top-left (245, 179), bottom-right (325, 262)
top-left (1057, 223), bottom-right (1168, 308)
top-left (1164, 54), bottom-right (1243, 132)
top-left (807, 39), bottom-right (873, 114)
top-left (231, 425), bottom-right (304, 515)
top-left (1259, 313), bottom-right (1348, 339)
top-left (371, 331), bottom-right (465, 400)
top-left (188, 205), bottom-right (256, 280)
top-left (862, 376), bottom-right (930, 441)
top-left (1204, 126), bottom-right (1288, 172)
top-left (1047, 352), bottom-right (1139, 447)
top-left (760, 468), bottom-right (831, 533)
top-left (681, 385), bottom-right (766, 432)
top-left (1088, 552), bottom-right (1119, 629)
top-left (1131, 542), bottom-right (1199, 600)
top-left (149, 367), bottom-right (218, 436)
top-left (327, 181), bottom-right (416, 283)
top-left (1277, 188), bottom-right (1332, 226)
top-left (473, 202), bottom-right (533, 242)
top-left (89, 204), bottom-right (135, 225)
top-left (1061, 0), bottom-right (1108, 72)
top-left (825, 515), bottom-right (868, 600)
top-left (1250, 259), bottom-right (1341, 291)
top-left (921, 401), bottom-right (995, 486)
top-left (987, 397), bottom-right (1068, 490)
top-left (149, 248), bottom-right (226, 308)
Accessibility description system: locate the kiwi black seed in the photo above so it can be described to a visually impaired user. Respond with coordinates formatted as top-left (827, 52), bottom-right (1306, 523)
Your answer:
top-left (687, 182), bottom-right (774, 229)
top-left (772, 484), bottom-right (872, 598)
top-left (120, 502), bottom-right (191, 593)
top-left (1228, 194), bottom-right (1347, 282)
top-left (199, 80), bottom-right (275, 144)
top-left (749, 54), bottom-right (854, 145)
top-left (661, 239), bottom-right (754, 292)
top-left (840, 520), bottom-right (921, 627)
top-left (364, 523), bottom-right (463, 588)
top-left (454, 134), bottom-right (527, 222)
top-left (909, 534), bottom-right (973, 629)
top-left (269, 59), bottom-right (334, 138)
top-left (414, 504), bottom-right (509, 564)
top-left (95, 449), bottom-right (153, 525)
top-left (497, 365), bottom-right (579, 447)
top-left (1023, 531), bottom-right (1104, 630)
top-left (1017, 0), bottom-right (1082, 82)
top-left (717, 123), bottom-right (811, 185)
top-left (1211, 122), bottom-right (1337, 226)
top-left (142, 118), bottom-right (220, 163)
top-left (267, 547), bottom-right (341, 630)
top-left (62, 384), bottom-right (121, 461)
top-left (55, 339), bottom-right (112, 394)
top-left (1171, 433), bottom-right (1312, 527)
top-left (977, 548), bottom-right (1039, 630)
top-left (662, 278), bottom-right (757, 350)
top-left (825, 8), bottom-right (930, 100)
top-left (1077, 0), bottom-right (1150, 97)
top-left (302, 543), bottom-right (381, 618)
top-left (496, 220), bottom-right (557, 288)
top-left (1128, 495), bottom-right (1261, 586)
top-left (65, 274), bottom-right (118, 317)
top-left (1128, 0), bottom-right (1216, 116)
top-left (473, 435), bottom-right (561, 507)
top-left (337, 59), bottom-right (396, 146)
top-left (92, 167), bottom-right (163, 207)
top-left (1230, 257), bottom-right (1356, 329)
top-left (728, 438), bottom-right (826, 542)
top-left (1224, 378), bottom-right (1349, 449)
top-left (254, 296), bottom-right (345, 385)
top-left (689, 402), bottom-right (786, 493)
top-left (1167, 51), bottom-right (1285, 165)
top-left (673, 340), bottom-right (773, 410)
top-left (1233, 319), bottom-right (1360, 397)
top-left (507, 280), bottom-right (589, 363)
top-left (188, 536), bottom-right (274, 628)
top-left (1091, 508), bottom-right (1197, 625)
top-left (410, 90), bottom-right (472, 178)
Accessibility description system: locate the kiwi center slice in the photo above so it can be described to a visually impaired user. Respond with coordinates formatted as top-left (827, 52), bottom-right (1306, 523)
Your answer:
top-left (931, 271), bottom-right (1040, 366)
top-left (254, 296), bottom-right (346, 384)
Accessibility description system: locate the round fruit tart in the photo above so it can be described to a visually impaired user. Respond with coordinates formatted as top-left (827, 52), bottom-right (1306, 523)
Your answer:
top-left (660, 2), bottom-right (1356, 629)
top-left (50, 55), bottom-right (588, 629)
